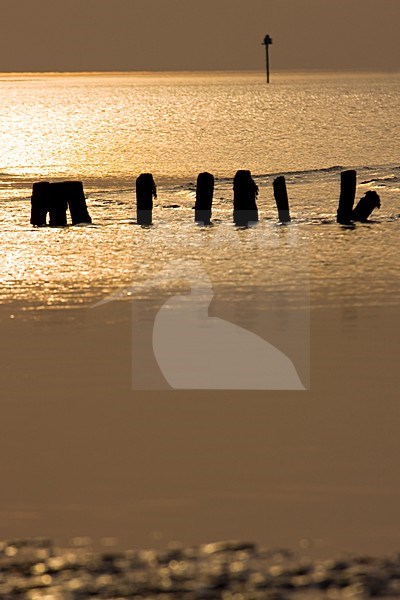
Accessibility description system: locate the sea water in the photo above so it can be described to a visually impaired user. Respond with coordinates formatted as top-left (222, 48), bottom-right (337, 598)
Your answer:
top-left (1, 72), bottom-right (400, 560)
top-left (0, 71), bottom-right (399, 310)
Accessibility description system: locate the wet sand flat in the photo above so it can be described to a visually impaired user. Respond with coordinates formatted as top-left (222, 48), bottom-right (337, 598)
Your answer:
top-left (0, 300), bottom-right (399, 556)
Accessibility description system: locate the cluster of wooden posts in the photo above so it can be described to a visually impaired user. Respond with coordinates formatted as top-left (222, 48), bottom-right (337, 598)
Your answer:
top-left (30, 169), bottom-right (380, 227)
top-left (30, 181), bottom-right (92, 226)
top-left (336, 170), bottom-right (381, 225)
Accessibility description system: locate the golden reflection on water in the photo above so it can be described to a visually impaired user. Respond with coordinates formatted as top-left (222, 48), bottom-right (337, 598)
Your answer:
top-left (0, 72), bottom-right (399, 311)
top-left (0, 193), bottom-right (399, 311)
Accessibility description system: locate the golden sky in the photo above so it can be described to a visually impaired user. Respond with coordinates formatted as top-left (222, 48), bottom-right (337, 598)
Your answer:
top-left (0, 0), bottom-right (399, 72)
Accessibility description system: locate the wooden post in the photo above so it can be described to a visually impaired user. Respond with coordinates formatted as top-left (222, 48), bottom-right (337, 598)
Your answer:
top-left (352, 191), bottom-right (381, 222)
top-left (233, 170), bottom-right (259, 226)
top-left (136, 173), bottom-right (157, 225)
top-left (273, 176), bottom-right (291, 223)
top-left (63, 181), bottom-right (92, 225)
top-left (195, 172), bottom-right (214, 225)
top-left (30, 181), bottom-right (50, 226)
top-left (48, 182), bottom-right (68, 227)
top-left (337, 170), bottom-right (357, 225)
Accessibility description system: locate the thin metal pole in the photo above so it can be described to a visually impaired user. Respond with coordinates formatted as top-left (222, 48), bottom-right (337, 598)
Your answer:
top-left (262, 34), bottom-right (272, 84)
top-left (265, 45), bottom-right (270, 83)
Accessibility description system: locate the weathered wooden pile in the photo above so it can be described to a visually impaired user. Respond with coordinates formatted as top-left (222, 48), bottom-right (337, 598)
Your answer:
top-left (30, 170), bottom-right (380, 227)
top-left (30, 181), bottom-right (91, 226)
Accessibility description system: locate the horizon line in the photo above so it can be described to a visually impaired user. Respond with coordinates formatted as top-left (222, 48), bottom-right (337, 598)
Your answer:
top-left (0, 68), bottom-right (399, 77)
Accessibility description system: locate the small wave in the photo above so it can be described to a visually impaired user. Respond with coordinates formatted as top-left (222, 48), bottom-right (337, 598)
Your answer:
top-left (210, 164), bottom-right (399, 189)
top-left (360, 175), bottom-right (400, 189)
top-left (2, 164), bottom-right (399, 201)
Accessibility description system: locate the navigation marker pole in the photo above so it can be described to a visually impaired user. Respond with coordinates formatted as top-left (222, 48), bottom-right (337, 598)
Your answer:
top-left (262, 34), bottom-right (273, 83)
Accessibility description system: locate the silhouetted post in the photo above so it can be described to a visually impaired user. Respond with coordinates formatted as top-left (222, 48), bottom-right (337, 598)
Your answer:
top-left (48, 183), bottom-right (68, 227)
top-left (31, 181), bottom-right (50, 226)
top-left (262, 34), bottom-right (273, 83)
top-left (337, 170), bottom-right (357, 225)
top-left (63, 181), bottom-right (92, 225)
top-left (136, 173), bottom-right (157, 225)
top-left (273, 176), bottom-right (291, 223)
top-left (233, 170), bottom-right (259, 226)
top-left (195, 172), bottom-right (214, 225)
top-left (352, 191), bottom-right (381, 222)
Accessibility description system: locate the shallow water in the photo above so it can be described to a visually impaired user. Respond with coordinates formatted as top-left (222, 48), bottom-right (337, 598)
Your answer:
top-left (1, 72), bottom-right (400, 570)
top-left (0, 72), bottom-right (399, 311)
